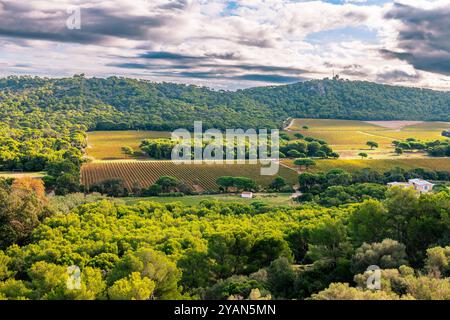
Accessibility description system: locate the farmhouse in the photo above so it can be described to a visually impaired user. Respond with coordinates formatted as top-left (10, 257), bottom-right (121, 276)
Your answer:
top-left (241, 192), bottom-right (253, 198)
top-left (387, 179), bottom-right (435, 193)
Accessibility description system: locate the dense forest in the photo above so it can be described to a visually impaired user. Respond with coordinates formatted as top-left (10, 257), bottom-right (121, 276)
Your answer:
top-left (0, 177), bottom-right (449, 300)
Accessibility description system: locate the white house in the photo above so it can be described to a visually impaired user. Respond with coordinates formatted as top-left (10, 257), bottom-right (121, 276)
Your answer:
top-left (408, 179), bottom-right (435, 193)
top-left (241, 192), bottom-right (253, 198)
top-left (387, 179), bottom-right (434, 193)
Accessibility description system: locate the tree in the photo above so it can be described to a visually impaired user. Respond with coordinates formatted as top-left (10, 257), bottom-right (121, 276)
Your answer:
top-left (287, 150), bottom-right (302, 158)
top-left (366, 141), bottom-right (379, 150)
top-left (330, 152), bottom-right (340, 159)
top-left (351, 239), bottom-right (408, 274)
top-left (269, 177), bottom-right (287, 191)
top-left (307, 218), bottom-right (352, 266)
top-left (316, 151), bottom-right (327, 159)
top-left (216, 176), bottom-right (235, 193)
top-left (155, 176), bottom-right (180, 193)
top-left (348, 199), bottom-right (388, 245)
top-left (358, 152), bottom-right (368, 159)
top-left (91, 179), bottom-right (127, 197)
top-left (395, 147), bottom-right (403, 155)
top-left (298, 172), bottom-right (322, 192)
top-left (231, 177), bottom-right (257, 192)
top-left (266, 257), bottom-right (296, 299)
top-left (0, 178), bottom-right (50, 248)
top-left (294, 133), bottom-right (304, 139)
top-left (108, 272), bottom-right (155, 300)
top-left (121, 146), bottom-right (134, 156)
top-left (425, 246), bottom-right (450, 277)
top-left (206, 231), bottom-right (255, 279)
top-left (294, 158), bottom-right (316, 170)
top-left (311, 283), bottom-right (401, 300)
top-left (108, 248), bottom-right (182, 300)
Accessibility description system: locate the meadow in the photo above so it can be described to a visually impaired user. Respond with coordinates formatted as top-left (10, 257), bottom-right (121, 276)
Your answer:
top-left (86, 130), bottom-right (171, 160)
top-left (286, 118), bottom-right (450, 159)
top-left (81, 161), bottom-right (298, 192)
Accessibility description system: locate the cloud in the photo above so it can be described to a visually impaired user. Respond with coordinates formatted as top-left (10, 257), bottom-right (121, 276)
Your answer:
top-left (0, 0), bottom-right (448, 90)
top-left (382, 2), bottom-right (450, 75)
top-left (376, 69), bottom-right (421, 82)
top-left (235, 73), bottom-right (305, 83)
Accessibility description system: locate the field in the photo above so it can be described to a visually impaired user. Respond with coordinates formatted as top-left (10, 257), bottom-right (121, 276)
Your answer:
top-left (0, 172), bottom-right (46, 179)
top-left (86, 130), bottom-right (171, 160)
top-left (282, 158), bottom-right (450, 173)
top-left (286, 119), bottom-right (450, 159)
top-left (81, 121), bottom-right (449, 193)
top-left (122, 193), bottom-right (297, 206)
top-left (81, 161), bottom-right (298, 192)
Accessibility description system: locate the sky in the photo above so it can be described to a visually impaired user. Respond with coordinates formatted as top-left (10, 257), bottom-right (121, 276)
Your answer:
top-left (0, 0), bottom-right (449, 90)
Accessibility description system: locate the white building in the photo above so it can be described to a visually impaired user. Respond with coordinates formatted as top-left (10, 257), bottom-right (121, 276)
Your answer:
top-left (241, 192), bottom-right (253, 198)
top-left (387, 179), bottom-right (434, 193)
top-left (408, 179), bottom-right (435, 193)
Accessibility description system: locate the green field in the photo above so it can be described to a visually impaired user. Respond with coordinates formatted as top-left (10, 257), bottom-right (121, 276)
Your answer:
top-left (122, 193), bottom-right (297, 206)
top-left (87, 130), bottom-right (171, 160)
top-left (283, 158), bottom-right (450, 173)
top-left (286, 119), bottom-right (450, 159)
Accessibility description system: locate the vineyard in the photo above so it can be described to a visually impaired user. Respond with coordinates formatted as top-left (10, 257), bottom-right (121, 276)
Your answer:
top-left (81, 161), bottom-right (298, 192)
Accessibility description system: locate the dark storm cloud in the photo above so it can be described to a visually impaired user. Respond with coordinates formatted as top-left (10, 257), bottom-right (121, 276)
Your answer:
top-left (138, 51), bottom-right (203, 61)
top-left (376, 69), bottom-right (421, 83)
top-left (110, 56), bottom-right (309, 82)
top-left (158, 0), bottom-right (189, 11)
top-left (382, 2), bottom-right (450, 75)
top-left (0, 4), bottom-right (168, 45)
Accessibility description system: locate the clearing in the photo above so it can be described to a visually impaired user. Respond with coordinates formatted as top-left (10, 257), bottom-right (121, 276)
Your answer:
top-left (86, 130), bottom-right (171, 160)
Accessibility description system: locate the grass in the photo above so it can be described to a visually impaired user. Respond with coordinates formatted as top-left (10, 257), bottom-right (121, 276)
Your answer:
top-left (282, 158), bottom-right (450, 173)
top-left (0, 172), bottom-right (46, 179)
top-left (285, 118), bottom-right (450, 160)
top-left (122, 193), bottom-right (297, 206)
top-left (86, 130), bottom-right (171, 160)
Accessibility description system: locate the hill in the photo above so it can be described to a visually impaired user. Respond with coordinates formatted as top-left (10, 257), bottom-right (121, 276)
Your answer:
top-left (1, 76), bottom-right (449, 133)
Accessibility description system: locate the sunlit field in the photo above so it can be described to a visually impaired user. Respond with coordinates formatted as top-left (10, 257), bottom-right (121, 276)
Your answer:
top-left (86, 130), bottom-right (171, 160)
top-left (286, 119), bottom-right (450, 159)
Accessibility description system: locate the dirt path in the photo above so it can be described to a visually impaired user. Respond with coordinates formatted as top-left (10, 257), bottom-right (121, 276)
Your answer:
top-left (283, 118), bottom-right (295, 131)
top-left (357, 131), bottom-right (395, 141)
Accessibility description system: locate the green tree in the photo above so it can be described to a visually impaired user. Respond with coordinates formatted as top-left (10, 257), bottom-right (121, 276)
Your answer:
top-left (348, 199), bottom-right (388, 245)
top-left (351, 239), bottom-right (408, 274)
top-left (366, 141), bottom-right (379, 150)
top-left (358, 152), bottom-right (368, 159)
top-left (155, 176), bottom-right (180, 193)
top-left (108, 272), bottom-right (155, 300)
top-left (294, 158), bottom-right (316, 170)
top-left (269, 177), bottom-right (287, 191)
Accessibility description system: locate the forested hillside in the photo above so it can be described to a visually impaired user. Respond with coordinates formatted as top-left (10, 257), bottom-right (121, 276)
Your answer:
top-left (1, 76), bottom-right (449, 133)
